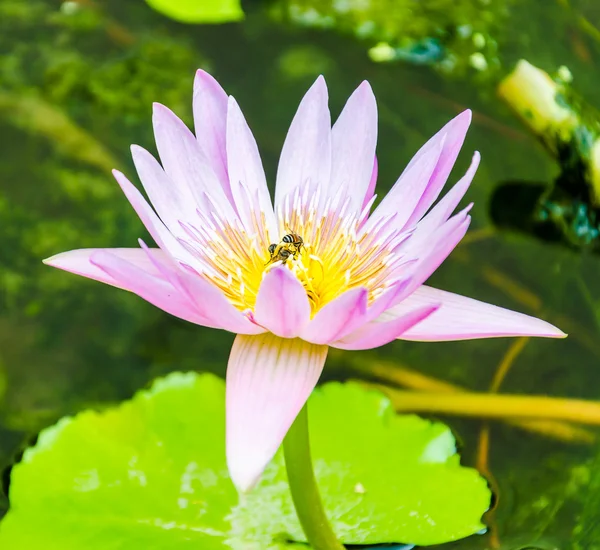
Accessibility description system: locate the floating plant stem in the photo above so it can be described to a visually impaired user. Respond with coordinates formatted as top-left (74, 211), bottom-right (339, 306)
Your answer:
top-left (283, 404), bottom-right (345, 550)
top-left (368, 385), bottom-right (600, 426)
top-left (489, 337), bottom-right (530, 392)
top-left (479, 264), bottom-right (543, 311)
top-left (458, 226), bottom-right (496, 246)
top-left (343, 355), bottom-right (595, 444)
top-left (476, 338), bottom-right (531, 550)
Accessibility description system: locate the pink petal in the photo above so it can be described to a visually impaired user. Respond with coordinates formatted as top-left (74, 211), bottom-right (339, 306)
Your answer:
top-left (88, 250), bottom-right (209, 325)
top-left (405, 110), bottom-right (472, 226)
top-left (330, 81), bottom-right (378, 214)
top-left (331, 303), bottom-right (439, 350)
top-left (301, 287), bottom-right (368, 344)
top-left (43, 248), bottom-right (161, 290)
top-left (407, 152), bottom-right (480, 252)
top-left (138, 239), bottom-right (191, 297)
top-left (364, 134), bottom-right (443, 234)
top-left (364, 277), bottom-right (414, 321)
top-left (226, 333), bottom-right (328, 491)
top-left (254, 266), bottom-right (311, 338)
top-left (381, 286), bottom-right (566, 340)
top-left (66, 248), bottom-right (262, 334)
top-left (400, 207), bottom-right (472, 299)
top-left (192, 69), bottom-right (233, 203)
top-left (152, 103), bottom-right (237, 222)
top-left (130, 145), bottom-right (195, 233)
top-left (226, 96), bottom-right (277, 236)
top-left (112, 169), bottom-right (195, 265)
top-left (275, 76), bottom-right (331, 212)
top-left (362, 155), bottom-right (378, 211)
top-left (144, 248), bottom-right (263, 335)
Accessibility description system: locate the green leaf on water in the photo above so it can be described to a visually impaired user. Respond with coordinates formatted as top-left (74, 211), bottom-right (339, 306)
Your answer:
top-left (145, 0), bottom-right (244, 24)
top-left (0, 372), bottom-right (490, 548)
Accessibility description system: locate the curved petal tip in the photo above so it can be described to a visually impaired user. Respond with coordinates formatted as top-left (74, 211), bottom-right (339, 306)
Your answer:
top-left (194, 68), bottom-right (212, 82)
top-left (309, 74), bottom-right (328, 97)
top-left (254, 265), bottom-right (311, 338)
top-left (357, 79), bottom-right (374, 93)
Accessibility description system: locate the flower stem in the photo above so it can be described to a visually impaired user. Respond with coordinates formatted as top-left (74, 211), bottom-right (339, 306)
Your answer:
top-left (283, 404), bottom-right (345, 550)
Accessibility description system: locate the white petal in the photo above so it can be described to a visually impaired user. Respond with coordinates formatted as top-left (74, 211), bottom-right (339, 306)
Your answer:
top-left (329, 81), bottom-right (378, 214)
top-left (226, 96), bottom-right (277, 237)
top-left (192, 69), bottom-right (232, 201)
top-left (275, 76), bottom-right (331, 213)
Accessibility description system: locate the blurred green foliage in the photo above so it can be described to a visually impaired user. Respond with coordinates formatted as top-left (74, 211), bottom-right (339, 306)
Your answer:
top-left (145, 0), bottom-right (244, 24)
top-left (269, 0), bottom-right (509, 80)
top-left (270, 0), bottom-right (600, 97)
top-left (574, 449), bottom-right (600, 549)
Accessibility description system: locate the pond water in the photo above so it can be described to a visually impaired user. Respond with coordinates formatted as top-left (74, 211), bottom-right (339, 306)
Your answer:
top-left (1, 0), bottom-right (600, 547)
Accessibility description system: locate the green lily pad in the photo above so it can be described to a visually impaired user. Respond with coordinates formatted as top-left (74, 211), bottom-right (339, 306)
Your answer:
top-left (145, 0), bottom-right (244, 24)
top-left (0, 372), bottom-right (490, 548)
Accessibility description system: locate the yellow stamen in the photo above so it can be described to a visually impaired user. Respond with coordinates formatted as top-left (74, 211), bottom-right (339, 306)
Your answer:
top-left (185, 199), bottom-right (402, 316)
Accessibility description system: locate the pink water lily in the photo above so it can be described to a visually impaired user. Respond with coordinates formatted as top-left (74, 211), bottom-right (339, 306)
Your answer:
top-left (44, 71), bottom-right (565, 492)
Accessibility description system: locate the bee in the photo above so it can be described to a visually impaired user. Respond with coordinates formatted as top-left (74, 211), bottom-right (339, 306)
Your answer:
top-left (281, 232), bottom-right (304, 252)
top-left (267, 245), bottom-right (293, 264)
top-left (266, 232), bottom-right (304, 265)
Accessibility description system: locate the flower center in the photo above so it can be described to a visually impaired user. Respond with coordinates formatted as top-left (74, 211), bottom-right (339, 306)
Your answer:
top-left (180, 189), bottom-right (409, 317)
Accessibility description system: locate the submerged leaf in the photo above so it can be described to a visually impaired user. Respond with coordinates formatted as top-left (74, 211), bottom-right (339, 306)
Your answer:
top-left (0, 372), bottom-right (490, 548)
top-left (145, 0), bottom-right (244, 24)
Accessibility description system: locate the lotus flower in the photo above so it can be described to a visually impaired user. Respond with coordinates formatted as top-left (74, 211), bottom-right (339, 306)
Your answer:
top-left (44, 71), bottom-right (565, 492)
